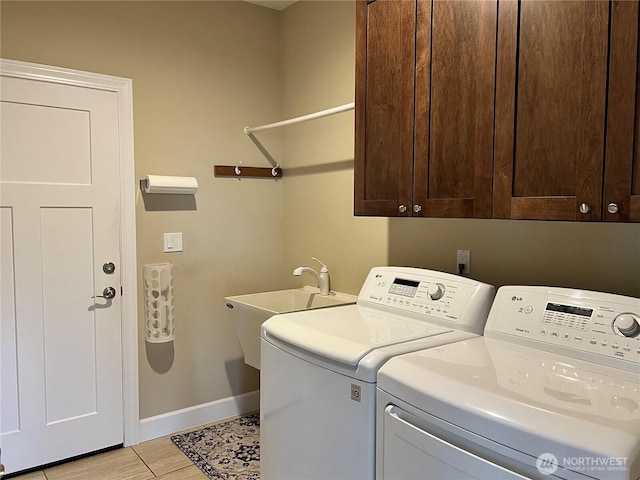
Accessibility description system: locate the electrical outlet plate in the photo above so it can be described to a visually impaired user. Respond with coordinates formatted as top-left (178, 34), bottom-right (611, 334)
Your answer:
top-left (457, 249), bottom-right (470, 275)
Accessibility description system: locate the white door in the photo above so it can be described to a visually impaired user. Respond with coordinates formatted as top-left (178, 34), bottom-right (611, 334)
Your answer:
top-left (1, 69), bottom-right (124, 474)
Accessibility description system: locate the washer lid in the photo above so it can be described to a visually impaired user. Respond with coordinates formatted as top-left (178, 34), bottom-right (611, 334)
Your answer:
top-left (262, 304), bottom-right (452, 367)
top-left (378, 337), bottom-right (640, 467)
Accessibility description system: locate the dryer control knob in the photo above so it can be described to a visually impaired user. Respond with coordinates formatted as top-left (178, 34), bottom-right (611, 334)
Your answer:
top-left (612, 313), bottom-right (640, 338)
top-left (428, 283), bottom-right (445, 301)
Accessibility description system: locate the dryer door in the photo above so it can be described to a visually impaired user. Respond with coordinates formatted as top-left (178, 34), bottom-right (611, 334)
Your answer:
top-left (379, 405), bottom-right (587, 480)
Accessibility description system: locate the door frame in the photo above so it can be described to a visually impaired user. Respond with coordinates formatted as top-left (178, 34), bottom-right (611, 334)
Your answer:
top-left (0, 58), bottom-right (140, 446)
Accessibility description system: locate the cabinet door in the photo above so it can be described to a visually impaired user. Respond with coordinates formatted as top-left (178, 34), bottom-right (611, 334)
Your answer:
top-left (413, 0), bottom-right (496, 219)
top-left (604, 0), bottom-right (640, 222)
top-left (494, 0), bottom-right (609, 221)
top-left (354, 0), bottom-right (415, 216)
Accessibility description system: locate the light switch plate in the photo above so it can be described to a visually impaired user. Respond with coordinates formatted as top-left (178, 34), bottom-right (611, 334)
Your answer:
top-left (164, 232), bottom-right (183, 252)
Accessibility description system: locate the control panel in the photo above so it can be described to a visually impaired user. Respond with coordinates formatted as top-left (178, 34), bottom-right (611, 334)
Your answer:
top-left (357, 267), bottom-right (495, 333)
top-left (487, 286), bottom-right (640, 364)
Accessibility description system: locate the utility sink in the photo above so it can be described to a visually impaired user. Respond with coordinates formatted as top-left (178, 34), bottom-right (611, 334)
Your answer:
top-left (225, 286), bottom-right (357, 369)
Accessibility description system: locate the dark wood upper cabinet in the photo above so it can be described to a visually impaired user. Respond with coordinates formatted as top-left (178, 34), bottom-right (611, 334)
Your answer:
top-left (603, 0), bottom-right (640, 222)
top-left (495, 0), bottom-right (625, 221)
top-left (413, 0), bottom-right (496, 218)
top-left (355, 0), bottom-right (640, 222)
top-left (355, 0), bottom-right (496, 218)
top-left (354, 0), bottom-right (415, 216)
top-left (495, 0), bottom-right (640, 222)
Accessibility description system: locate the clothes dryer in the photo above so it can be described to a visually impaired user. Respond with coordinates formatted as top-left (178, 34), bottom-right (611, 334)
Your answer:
top-left (260, 266), bottom-right (495, 480)
top-left (377, 286), bottom-right (640, 479)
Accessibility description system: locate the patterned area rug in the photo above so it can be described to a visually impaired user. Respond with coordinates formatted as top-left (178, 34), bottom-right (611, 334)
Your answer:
top-left (171, 412), bottom-right (260, 480)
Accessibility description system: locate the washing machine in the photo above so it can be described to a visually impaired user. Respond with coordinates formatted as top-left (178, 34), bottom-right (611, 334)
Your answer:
top-left (376, 285), bottom-right (640, 480)
top-left (260, 266), bottom-right (495, 480)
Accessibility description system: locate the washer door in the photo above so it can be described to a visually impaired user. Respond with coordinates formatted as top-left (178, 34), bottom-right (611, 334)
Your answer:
top-left (263, 305), bottom-right (450, 368)
top-left (380, 405), bottom-right (578, 480)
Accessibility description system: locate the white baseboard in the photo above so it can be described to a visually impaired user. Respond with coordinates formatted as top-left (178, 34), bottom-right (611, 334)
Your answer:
top-left (138, 390), bottom-right (260, 443)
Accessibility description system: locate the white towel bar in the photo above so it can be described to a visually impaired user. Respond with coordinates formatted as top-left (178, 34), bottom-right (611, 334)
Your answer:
top-left (244, 102), bottom-right (354, 134)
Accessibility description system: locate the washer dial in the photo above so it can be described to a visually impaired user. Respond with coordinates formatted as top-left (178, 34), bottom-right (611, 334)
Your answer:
top-left (612, 313), bottom-right (640, 338)
top-left (428, 283), bottom-right (446, 301)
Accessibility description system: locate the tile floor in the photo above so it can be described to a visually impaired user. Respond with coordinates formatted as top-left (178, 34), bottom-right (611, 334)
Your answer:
top-left (6, 419), bottom-right (230, 480)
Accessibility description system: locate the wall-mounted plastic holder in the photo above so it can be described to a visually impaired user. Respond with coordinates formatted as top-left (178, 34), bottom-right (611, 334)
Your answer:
top-left (144, 263), bottom-right (175, 343)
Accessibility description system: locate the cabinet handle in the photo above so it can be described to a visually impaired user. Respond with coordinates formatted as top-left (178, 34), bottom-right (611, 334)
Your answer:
top-left (413, 205), bottom-right (422, 213)
top-left (398, 204), bottom-right (407, 214)
top-left (607, 203), bottom-right (619, 214)
top-left (579, 203), bottom-right (591, 214)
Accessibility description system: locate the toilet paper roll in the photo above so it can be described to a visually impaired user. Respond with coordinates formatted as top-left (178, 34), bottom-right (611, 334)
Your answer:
top-left (143, 175), bottom-right (198, 194)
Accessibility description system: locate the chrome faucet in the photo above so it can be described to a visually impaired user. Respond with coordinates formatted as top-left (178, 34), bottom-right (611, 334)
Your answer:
top-left (293, 257), bottom-right (331, 296)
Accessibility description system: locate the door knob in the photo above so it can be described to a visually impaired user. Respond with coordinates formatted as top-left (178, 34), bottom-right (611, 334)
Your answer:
top-left (579, 203), bottom-right (591, 214)
top-left (398, 204), bottom-right (407, 214)
top-left (607, 203), bottom-right (619, 214)
top-left (93, 287), bottom-right (117, 300)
